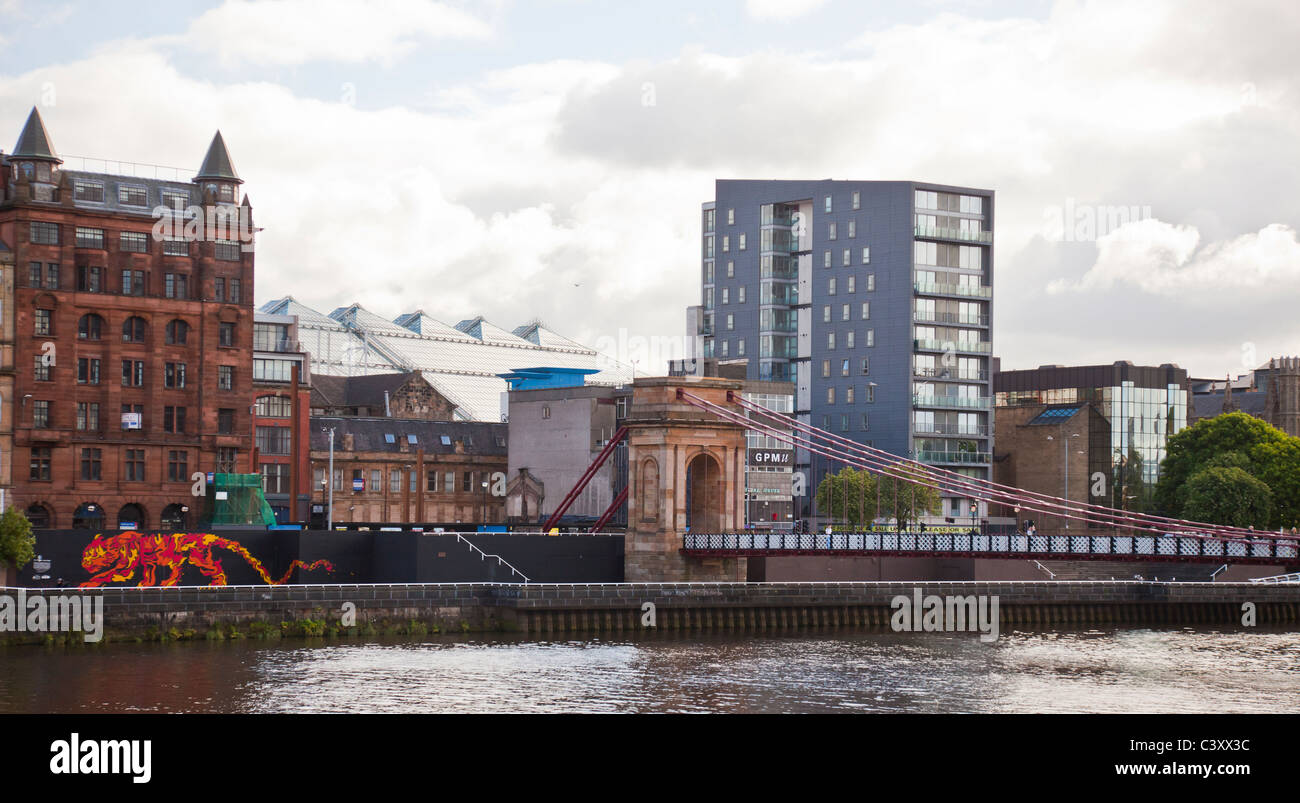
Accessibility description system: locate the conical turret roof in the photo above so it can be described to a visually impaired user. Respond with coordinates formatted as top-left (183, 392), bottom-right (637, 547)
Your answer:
top-left (12, 106), bottom-right (60, 162)
top-left (195, 130), bottom-right (241, 183)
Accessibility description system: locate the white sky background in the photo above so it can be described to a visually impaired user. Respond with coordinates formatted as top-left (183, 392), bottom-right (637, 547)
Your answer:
top-left (0, 0), bottom-right (1297, 378)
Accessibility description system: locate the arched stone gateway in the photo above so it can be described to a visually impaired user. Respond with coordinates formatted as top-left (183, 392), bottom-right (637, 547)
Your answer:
top-left (624, 377), bottom-right (747, 582)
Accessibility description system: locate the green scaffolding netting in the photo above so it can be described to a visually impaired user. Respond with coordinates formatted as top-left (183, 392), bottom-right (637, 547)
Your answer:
top-left (208, 473), bottom-right (278, 527)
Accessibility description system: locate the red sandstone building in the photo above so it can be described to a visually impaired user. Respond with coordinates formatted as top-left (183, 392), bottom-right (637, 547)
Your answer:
top-left (0, 107), bottom-right (256, 530)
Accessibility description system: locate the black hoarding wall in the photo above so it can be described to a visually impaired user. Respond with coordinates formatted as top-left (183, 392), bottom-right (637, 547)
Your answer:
top-left (20, 530), bottom-right (626, 587)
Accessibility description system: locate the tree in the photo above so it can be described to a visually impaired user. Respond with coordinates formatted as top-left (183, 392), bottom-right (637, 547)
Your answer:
top-left (1155, 412), bottom-right (1287, 516)
top-left (1155, 412), bottom-right (1300, 528)
top-left (1113, 447), bottom-right (1150, 514)
top-left (0, 506), bottom-right (35, 573)
top-left (1181, 467), bottom-right (1274, 529)
top-left (876, 468), bottom-right (942, 531)
top-left (814, 468), bottom-right (876, 526)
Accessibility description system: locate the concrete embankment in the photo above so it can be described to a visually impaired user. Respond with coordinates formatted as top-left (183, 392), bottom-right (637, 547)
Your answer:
top-left (4, 581), bottom-right (1299, 644)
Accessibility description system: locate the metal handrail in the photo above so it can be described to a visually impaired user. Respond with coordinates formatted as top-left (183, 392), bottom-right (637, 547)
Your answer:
top-left (1210, 564), bottom-right (1229, 581)
top-left (1031, 560), bottom-right (1056, 579)
top-left (456, 535), bottom-right (529, 583)
top-left (1248, 572), bottom-right (1300, 584)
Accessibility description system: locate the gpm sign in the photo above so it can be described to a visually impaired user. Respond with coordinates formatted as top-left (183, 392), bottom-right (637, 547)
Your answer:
top-left (748, 449), bottom-right (793, 465)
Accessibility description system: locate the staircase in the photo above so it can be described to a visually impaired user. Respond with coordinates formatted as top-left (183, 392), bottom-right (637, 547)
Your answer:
top-left (1038, 561), bottom-right (1222, 582)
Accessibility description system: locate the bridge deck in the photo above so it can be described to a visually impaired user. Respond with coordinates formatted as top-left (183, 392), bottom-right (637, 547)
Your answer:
top-left (681, 531), bottom-right (1300, 566)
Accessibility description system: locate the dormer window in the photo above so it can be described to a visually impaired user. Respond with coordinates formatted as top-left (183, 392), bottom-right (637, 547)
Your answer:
top-left (118, 185), bottom-right (148, 206)
top-left (74, 180), bottom-right (105, 203)
top-left (219, 184), bottom-right (234, 202)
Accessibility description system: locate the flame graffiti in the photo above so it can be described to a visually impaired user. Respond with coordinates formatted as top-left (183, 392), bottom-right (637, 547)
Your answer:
top-left (79, 531), bottom-right (334, 587)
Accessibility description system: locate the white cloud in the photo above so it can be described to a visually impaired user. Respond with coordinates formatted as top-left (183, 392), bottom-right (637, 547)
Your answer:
top-left (1049, 221), bottom-right (1300, 296)
top-left (745, 0), bottom-right (828, 21)
top-left (185, 0), bottom-right (493, 67)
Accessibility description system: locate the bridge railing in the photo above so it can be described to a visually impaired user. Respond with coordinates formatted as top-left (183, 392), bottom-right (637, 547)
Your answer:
top-left (682, 531), bottom-right (1300, 561)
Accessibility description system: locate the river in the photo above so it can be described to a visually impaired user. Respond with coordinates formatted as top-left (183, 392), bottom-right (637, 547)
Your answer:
top-left (2, 627), bottom-right (1297, 713)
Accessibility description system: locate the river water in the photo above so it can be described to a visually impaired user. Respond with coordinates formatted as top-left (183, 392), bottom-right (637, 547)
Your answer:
top-left (2, 627), bottom-right (1297, 713)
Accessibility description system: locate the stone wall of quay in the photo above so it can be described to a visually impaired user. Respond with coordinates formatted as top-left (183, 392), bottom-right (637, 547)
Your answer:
top-left (3, 580), bottom-right (1298, 643)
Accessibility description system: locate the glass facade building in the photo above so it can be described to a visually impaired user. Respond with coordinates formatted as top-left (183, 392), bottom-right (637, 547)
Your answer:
top-left (695, 180), bottom-right (996, 523)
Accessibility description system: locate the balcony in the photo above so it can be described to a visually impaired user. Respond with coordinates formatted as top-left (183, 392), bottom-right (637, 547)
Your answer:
top-left (253, 337), bottom-right (300, 354)
top-left (699, 322), bottom-right (714, 336)
top-left (913, 422), bottom-right (989, 437)
top-left (917, 449), bottom-right (992, 465)
top-left (913, 367), bottom-right (988, 381)
top-left (912, 311), bottom-right (989, 327)
top-left (914, 281), bottom-right (993, 299)
top-left (914, 338), bottom-right (992, 354)
top-left (760, 319), bottom-right (798, 334)
top-left (914, 225), bottom-right (993, 244)
top-left (913, 394), bottom-right (991, 410)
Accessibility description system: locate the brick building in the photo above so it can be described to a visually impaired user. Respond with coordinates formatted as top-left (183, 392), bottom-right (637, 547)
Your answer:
top-left (0, 107), bottom-right (256, 530)
top-left (1191, 357), bottom-right (1300, 438)
top-left (310, 371), bottom-right (457, 419)
top-left (0, 239), bottom-right (14, 511)
top-left (252, 311), bottom-right (311, 524)
top-left (309, 417), bottom-right (507, 527)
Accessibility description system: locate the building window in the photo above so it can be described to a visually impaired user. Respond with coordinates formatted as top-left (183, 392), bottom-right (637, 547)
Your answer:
top-left (77, 357), bottom-right (101, 385)
top-left (76, 402), bottom-right (100, 431)
top-left (841, 359), bottom-right (850, 377)
top-left (125, 449), bottom-right (146, 482)
top-left (866, 329), bottom-right (875, 347)
top-left (81, 448), bottom-right (103, 481)
top-left (861, 302), bottom-right (871, 320)
top-left (78, 314), bottom-right (103, 340)
top-left (256, 395), bottom-right (292, 417)
top-left (161, 189), bottom-right (189, 209)
top-left (445, 472), bottom-right (455, 493)
top-left (862, 247), bottom-right (870, 264)
top-left (738, 233), bottom-right (746, 250)
top-left (827, 387), bottom-right (835, 404)
top-left (841, 304), bottom-right (850, 321)
top-left (848, 220), bottom-right (856, 238)
top-left (121, 359), bottom-right (144, 387)
top-left (74, 180), bottom-right (105, 203)
top-left (862, 357), bottom-right (870, 375)
top-left (726, 261), bottom-right (734, 278)
top-left (721, 288), bottom-right (729, 305)
top-left (165, 273), bottom-right (189, 299)
top-left (462, 472), bottom-right (473, 493)
top-left (861, 413), bottom-right (870, 430)
top-left (866, 273), bottom-right (875, 291)
top-left (390, 470), bottom-right (402, 493)
top-left (541, 406), bottom-right (550, 419)
top-left (165, 319), bottom-right (189, 344)
top-left (119, 185), bottom-right (148, 206)
top-left (122, 316), bottom-right (146, 342)
top-left (847, 276), bottom-right (856, 293)
top-left (852, 190), bottom-right (860, 210)
top-left (220, 322), bottom-right (235, 347)
top-left (33, 354), bottom-right (51, 381)
top-left (164, 362), bottom-right (187, 389)
top-left (828, 278), bottom-right (836, 295)
top-left (721, 235), bottom-right (729, 253)
top-left (867, 384), bottom-right (875, 403)
top-left (30, 222), bottom-right (59, 245)
top-left (215, 240), bottom-right (241, 261)
top-left (78, 265), bottom-right (103, 292)
top-left (426, 469), bottom-right (439, 492)
top-left (256, 426), bottom-right (291, 455)
top-left (121, 269), bottom-right (145, 295)
top-left (727, 208), bottom-right (734, 225)
top-left (30, 447), bottom-right (52, 481)
top-left (163, 238), bottom-right (189, 256)
top-left (214, 277), bottom-right (225, 302)
top-left (261, 463), bottom-right (289, 495)
top-left (828, 332), bottom-right (836, 350)
top-left (823, 251), bottom-right (831, 268)
top-left (34, 309), bottom-right (52, 336)
top-left (822, 360), bottom-right (830, 378)
top-left (846, 386), bottom-right (855, 404)
top-left (230, 278), bottom-right (241, 303)
top-left (738, 286), bottom-right (746, 304)
top-left (726, 313), bottom-right (734, 331)
top-left (76, 227), bottom-right (105, 249)
top-left (28, 262), bottom-right (41, 287)
top-left (824, 195), bottom-right (832, 213)
top-left (168, 451), bottom-right (189, 482)
top-left (842, 249), bottom-right (851, 266)
top-left (219, 365), bottom-right (234, 390)
top-left (822, 305), bottom-right (831, 323)
top-left (828, 222), bottom-right (837, 240)
top-left (217, 409), bottom-right (235, 434)
top-left (164, 406), bottom-right (187, 433)
top-left (216, 448), bottom-right (238, 473)
top-left (121, 403), bottom-right (143, 429)
top-left (119, 232), bottom-right (149, 253)
top-left (847, 331), bottom-right (856, 349)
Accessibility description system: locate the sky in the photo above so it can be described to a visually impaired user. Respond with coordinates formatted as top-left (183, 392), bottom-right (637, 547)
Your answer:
top-left (1, 0), bottom-right (1297, 379)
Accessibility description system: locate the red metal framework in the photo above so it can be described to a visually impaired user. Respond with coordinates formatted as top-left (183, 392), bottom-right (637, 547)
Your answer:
top-left (541, 425), bottom-right (628, 532)
top-left (590, 486), bottom-right (628, 534)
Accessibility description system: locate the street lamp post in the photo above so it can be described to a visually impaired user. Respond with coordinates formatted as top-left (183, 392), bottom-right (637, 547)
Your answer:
top-left (1048, 432), bottom-right (1082, 529)
top-left (322, 426), bottom-right (336, 531)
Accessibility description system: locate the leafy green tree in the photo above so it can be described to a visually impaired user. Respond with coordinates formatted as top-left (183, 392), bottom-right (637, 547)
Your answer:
top-left (1181, 467), bottom-right (1274, 529)
top-left (1155, 412), bottom-right (1288, 516)
top-left (876, 468), bottom-right (943, 531)
top-left (814, 468), bottom-right (876, 526)
top-left (0, 506), bottom-right (35, 572)
top-left (1156, 412), bottom-right (1300, 528)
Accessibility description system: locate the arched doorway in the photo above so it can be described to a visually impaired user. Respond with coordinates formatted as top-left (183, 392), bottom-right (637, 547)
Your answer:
top-left (161, 503), bottom-right (188, 531)
top-left (25, 503), bottom-right (52, 529)
top-left (686, 452), bottom-right (723, 533)
top-left (117, 503), bottom-right (146, 530)
top-left (72, 502), bottom-right (105, 531)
